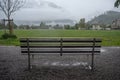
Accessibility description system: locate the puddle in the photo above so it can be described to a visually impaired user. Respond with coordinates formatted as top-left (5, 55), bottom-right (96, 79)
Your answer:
top-left (101, 49), bottom-right (106, 52)
top-left (43, 61), bottom-right (89, 67)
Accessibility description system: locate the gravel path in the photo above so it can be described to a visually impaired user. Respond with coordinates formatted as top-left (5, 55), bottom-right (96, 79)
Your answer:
top-left (0, 46), bottom-right (120, 80)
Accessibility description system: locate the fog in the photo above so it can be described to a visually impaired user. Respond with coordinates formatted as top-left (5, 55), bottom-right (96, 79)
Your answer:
top-left (0, 0), bottom-right (119, 21)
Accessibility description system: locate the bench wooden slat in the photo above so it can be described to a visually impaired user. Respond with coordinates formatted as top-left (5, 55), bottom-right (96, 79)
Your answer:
top-left (20, 39), bottom-right (60, 42)
top-left (21, 53), bottom-right (100, 55)
top-left (21, 45), bottom-right (101, 48)
top-left (21, 50), bottom-right (100, 53)
top-left (20, 38), bottom-right (101, 43)
top-left (62, 39), bottom-right (101, 42)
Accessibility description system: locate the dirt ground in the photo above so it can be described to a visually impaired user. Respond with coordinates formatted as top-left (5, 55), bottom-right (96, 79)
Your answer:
top-left (0, 46), bottom-right (120, 80)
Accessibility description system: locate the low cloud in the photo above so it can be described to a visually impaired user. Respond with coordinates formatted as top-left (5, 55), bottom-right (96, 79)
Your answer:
top-left (47, 2), bottom-right (62, 9)
top-left (24, 0), bottom-right (62, 9)
top-left (0, 0), bottom-right (118, 21)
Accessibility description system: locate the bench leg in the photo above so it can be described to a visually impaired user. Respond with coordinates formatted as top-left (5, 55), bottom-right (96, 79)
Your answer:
top-left (91, 54), bottom-right (94, 71)
top-left (86, 55), bottom-right (89, 64)
top-left (28, 54), bottom-right (31, 71)
top-left (31, 55), bottom-right (35, 69)
top-left (32, 55), bottom-right (34, 59)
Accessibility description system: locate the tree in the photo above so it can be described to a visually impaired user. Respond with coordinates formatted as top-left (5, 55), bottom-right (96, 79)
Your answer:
top-left (0, 22), bottom-right (4, 29)
top-left (40, 22), bottom-right (45, 28)
top-left (0, 0), bottom-right (25, 34)
top-left (39, 22), bottom-right (48, 29)
top-left (6, 21), bottom-right (18, 29)
top-left (78, 18), bottom-right (86, 29)
top-left (64, 25), bottom-right (70, 29)
top-left (114, 0), bottom-right (120, 8)
top-left (74, 23), bottom-right (79, 29)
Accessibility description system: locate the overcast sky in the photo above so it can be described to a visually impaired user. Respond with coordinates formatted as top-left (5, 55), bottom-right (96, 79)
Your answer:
top-left (0, 0), bottom-right (119, 21)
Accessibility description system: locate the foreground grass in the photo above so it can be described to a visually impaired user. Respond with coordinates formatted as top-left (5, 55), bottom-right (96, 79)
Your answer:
top-left (0, 29), bottom-right (120, 46)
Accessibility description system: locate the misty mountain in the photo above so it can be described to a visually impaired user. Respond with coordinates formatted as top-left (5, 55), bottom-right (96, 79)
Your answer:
top-left (14, 19), bottom-right (76, 26)
top-left (88, 11), bottom-right (120, 25)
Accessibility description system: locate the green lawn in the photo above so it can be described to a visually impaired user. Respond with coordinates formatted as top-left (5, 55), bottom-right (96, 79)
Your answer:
top-left (0, 29), bottom-right (120, 46)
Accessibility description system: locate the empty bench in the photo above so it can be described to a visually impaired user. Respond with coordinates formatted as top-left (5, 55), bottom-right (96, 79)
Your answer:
top-left (20, 38), bottom-right (102, 71)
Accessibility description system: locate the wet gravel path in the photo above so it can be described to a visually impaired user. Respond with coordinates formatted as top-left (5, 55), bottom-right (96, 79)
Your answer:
top-left (0, 46), bottom-right (120, 80)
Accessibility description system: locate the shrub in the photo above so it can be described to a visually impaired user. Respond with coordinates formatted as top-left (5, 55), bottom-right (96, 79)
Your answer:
top-left (1, 33), bottom-right (17, 39)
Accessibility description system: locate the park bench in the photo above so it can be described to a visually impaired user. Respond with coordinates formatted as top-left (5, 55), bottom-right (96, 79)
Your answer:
top-left (20, 38), bottom-right (102, 71)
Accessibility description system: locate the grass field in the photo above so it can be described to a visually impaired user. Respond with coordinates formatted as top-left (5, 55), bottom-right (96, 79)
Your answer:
top-left (0, 29), bottom-right (120, 46)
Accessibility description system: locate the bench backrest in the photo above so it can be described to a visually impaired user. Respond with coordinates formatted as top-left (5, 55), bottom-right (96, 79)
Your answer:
top-left (20, 38), bottom-right (102, 56)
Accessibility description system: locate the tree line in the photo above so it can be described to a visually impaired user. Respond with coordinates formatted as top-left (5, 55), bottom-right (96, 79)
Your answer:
top-left (0, 18), bottom-right (111, 30)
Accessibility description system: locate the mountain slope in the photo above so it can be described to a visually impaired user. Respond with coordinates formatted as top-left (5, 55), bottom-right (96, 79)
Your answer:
top-left (14, 19), bottom-right (75, 26)
top-left (88, 11), bottom-right (120, 25)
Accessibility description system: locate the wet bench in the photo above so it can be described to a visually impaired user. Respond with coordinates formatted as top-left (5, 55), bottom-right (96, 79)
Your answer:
top-left (20, 38), bottom-right (102, 71)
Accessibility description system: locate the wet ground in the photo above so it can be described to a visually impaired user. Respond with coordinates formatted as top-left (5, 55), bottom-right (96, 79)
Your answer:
top-left (0, 46), bottom-right (120, 80)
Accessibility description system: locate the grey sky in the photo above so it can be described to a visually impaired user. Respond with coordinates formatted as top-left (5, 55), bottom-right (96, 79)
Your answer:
top-left (0, 0), bottom-right (119, 21)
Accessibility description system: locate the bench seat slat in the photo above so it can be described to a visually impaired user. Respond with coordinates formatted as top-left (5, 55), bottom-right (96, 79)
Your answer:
top-left (21, 51), bottom-right (100, 53)
top-left (62, 40), bottom-right (101, 43)
top-left (20, 40), bottom-right (101, 43)
top-left (21, 45), bottom-right (101, 48)
top-left (20, 40), bottom-right (60, 42)
top-left (21, 53), bottom-right (100, 55)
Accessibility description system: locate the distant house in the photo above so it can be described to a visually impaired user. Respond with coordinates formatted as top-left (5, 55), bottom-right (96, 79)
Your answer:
top-left (104, 24), bottom-right (111, 30)
top-left (49, 26), bottom-right (54, 30)
top-left (111, 19), bottom-right (120, 30)
top-left (91, 21), bottom-right (102, 30)
top-left (92, 24), bottom-right (102, 30)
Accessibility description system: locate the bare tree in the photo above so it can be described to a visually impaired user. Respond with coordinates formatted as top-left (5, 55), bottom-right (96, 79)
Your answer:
top-left (0, 0), bottom-right (25, 34)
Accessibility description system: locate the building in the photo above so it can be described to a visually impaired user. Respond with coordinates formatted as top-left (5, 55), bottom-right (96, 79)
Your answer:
top-left (92, 24), bottom-right (102, 30)
top-left (111, 19), bottom-right (120, 30)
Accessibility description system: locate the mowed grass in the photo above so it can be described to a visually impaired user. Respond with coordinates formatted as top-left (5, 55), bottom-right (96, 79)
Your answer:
top-left (0, 29), bottom-right (120, 46)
